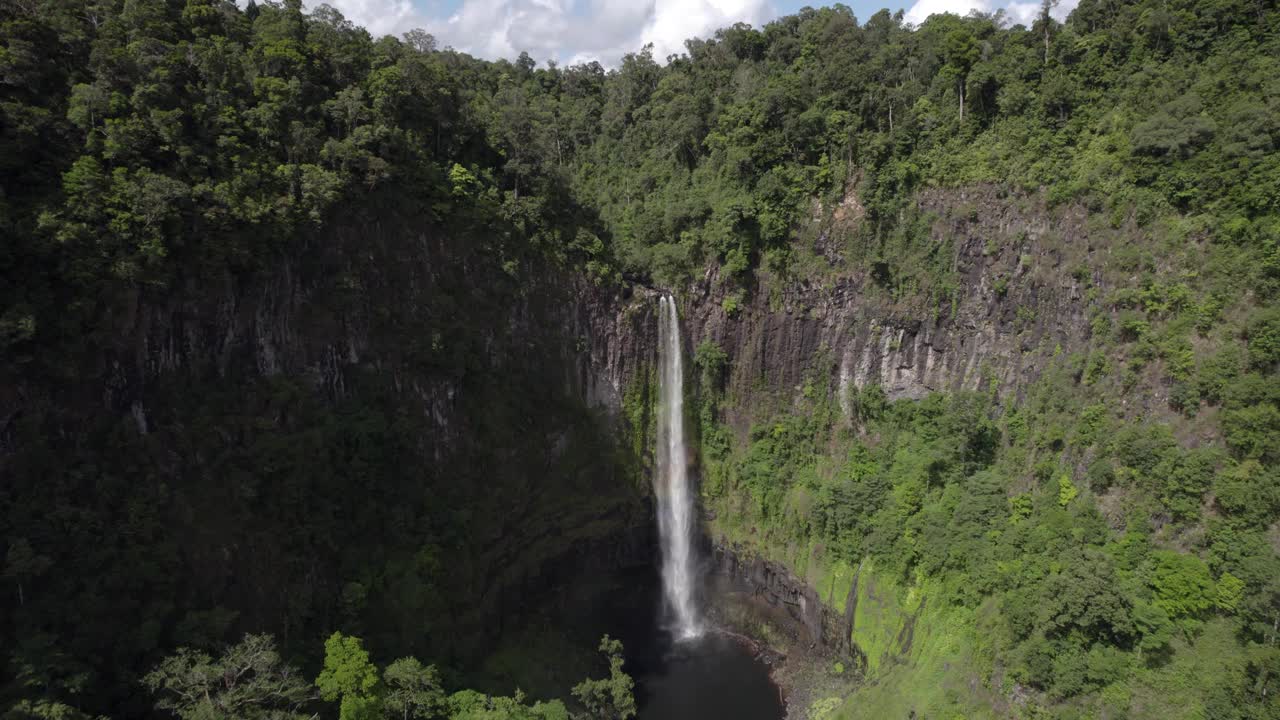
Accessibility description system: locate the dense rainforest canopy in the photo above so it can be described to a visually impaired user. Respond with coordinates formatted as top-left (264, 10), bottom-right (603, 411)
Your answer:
top-left (1, 0), bottom-right (1278, 718)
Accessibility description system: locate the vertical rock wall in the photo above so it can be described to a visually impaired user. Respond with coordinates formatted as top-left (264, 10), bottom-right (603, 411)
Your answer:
top-left (677, 186), bottom-right (1097, 433)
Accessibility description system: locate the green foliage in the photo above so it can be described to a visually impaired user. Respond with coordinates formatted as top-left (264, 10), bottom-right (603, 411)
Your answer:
top-left (143, 634), bottom-right (316, 720)
top-left (721, 291), bottom-right (744, 317)
top-left (447, 691), bottom-right (568, 720)
top-left (1222, 401), bottom-right (1280, 462)
top-left (622, 367), bottom-right (656, 466)
top-left (809, 696), bottom-right (843, 719)
top-left (1057, 474), bottom-right (1078, 506)
top-left (694, 340), bottom-right (728, 391)
top-left (705, 335), bottom-right (1278, 713)
top-left (1214, 572), bottom-right (1246, 613)
top-left (569, 636), bottom-right (636, 720)
top-left (145, 632), bottom-right (626, 720)
top-left (317, 632), bottom-right (383, 720)
top-left (1131, 95), bottom-right (1216, 159)
top-left (1213, 460), bottom-right (1280, 528)
top-left (1247, 308), bottom-right (1280, 369)
top-left (1151, 551), bottom-right (1215, 621)
top-left (3, 0), bottom-right (1280, 717)
top-left (378, 659), bottom-right (445, 719)
top-left (1133, 601), bottom-right (1175, 656)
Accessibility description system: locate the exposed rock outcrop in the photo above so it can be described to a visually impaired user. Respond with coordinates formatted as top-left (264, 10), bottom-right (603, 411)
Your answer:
top-left (0, 184), bottom-right (1106, 685)
top-left (0, 210), bottom-right (658, 668)
top-left (710, 541), bottom-right (860, 660)
top-left (677, 186), bottom-right (1097, 432)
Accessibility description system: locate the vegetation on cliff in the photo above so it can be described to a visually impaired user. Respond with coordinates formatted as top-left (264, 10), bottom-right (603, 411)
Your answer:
top-left (703, 363), bottom-right (1278, 717)
top-left (1, 0), bottom-right (1277, 718)
top-left (140, 631), bottom-right (634, 720)
top-left (698, 314), bottom-right (1278, 717)
top-left (2, 1), bottom-right (641, 715)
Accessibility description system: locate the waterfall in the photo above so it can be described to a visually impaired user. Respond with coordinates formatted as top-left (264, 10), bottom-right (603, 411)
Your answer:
top-left (656, 295), bottom-right (703, 640)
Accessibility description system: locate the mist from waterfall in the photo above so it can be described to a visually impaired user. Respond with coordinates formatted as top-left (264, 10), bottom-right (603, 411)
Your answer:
top-left (656, 295), bottom-right (703, 641)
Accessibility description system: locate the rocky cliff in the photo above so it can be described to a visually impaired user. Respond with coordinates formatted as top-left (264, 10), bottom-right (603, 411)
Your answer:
top-left (681, 186), bottom-right (1099, 431)
top-left (710, 540), bottom-right (859, 656)
top-left (1, 204), bottom-right (657, 705)
top-left (0, 183), bottom-right (1122, 708)
top-left (653, 187), bottom-right (1128, 675)
top-left (598, 184), bottom-right (1110, 617)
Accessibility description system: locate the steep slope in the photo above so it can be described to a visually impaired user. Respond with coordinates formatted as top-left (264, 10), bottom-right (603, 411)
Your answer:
top-left (668, 185), bottom-right (1279, 719)
top-left (1, 200), bottom-right (655, 713)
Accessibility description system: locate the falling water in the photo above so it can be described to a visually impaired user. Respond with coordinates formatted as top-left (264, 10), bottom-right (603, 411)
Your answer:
top-left (656, 296), bottom-right (702, 640)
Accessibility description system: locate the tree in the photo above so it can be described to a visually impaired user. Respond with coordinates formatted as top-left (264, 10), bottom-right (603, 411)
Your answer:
top-left (3, 538), bottom-right (51, 607)
top-left (1151, 551), bottom-right (1215, 620)
top-left (1246, 307), bottom-right (1280, 369)
top-left (1214, 460), bottom-right (1280, 528)
top-left (143, 634), bottom-right (316, 720)
top-left (1057, 474), bottom-right (1078, 506)
top-left (448, 690), bottom-right (568, 720)
top-left (1042, 549), bottom-right (1135, 643)
top-left (316, 633), bottom-right (381, 720)
top-left (570, 636), bottom-right (635, 720)
top-left (1133, 601), bottom-right (1174, 657)
top-left (1036, 0), bottom-right (1059, 64)
top-left (942, 28), bottom-right (979, 123)
top-left (1216, 572), bottom-right (1247, 613)
top-left (381, 658), bottom-right (445, 720)
top-left (3, 699), bottom-right (103, 720)
top-left (402, 29), bottom-right (436, 54)
top-left (1131, 95), bottom-right (1217, 160)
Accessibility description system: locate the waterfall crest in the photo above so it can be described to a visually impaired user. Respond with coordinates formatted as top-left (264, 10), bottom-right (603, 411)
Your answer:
top-left (656, 296), bottom-right (702, 640)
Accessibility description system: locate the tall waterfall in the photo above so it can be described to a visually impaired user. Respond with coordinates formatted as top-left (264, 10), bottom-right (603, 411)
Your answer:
top-left (656, 296), bottom-right (702, 640)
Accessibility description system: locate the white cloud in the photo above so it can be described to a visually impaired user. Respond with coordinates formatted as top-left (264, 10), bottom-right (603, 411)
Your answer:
top-left (417, 0), bottom-right (776, 66)
top-left (903, 0), bottom-right (1078, 26)
top-left (1003, 1), bottom-right (1041, 25)
top-left (304, 0), bottom-right (774, 67)
top-left (299, 0), bottom-right (1081, 67)
top-left (640, 0), bottom-right (774, 63)
top-left (903, 0), bottom-right (989, 25)
top-left (292, 0), bottom-right (431, 37)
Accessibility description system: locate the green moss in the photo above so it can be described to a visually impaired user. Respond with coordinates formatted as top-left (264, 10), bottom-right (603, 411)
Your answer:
top-left (836, 565), bottom-right (993, 719)
top-left (622, 365), bottom-right (656, 474)
top-left (817, 558), bottom-right (857, 615)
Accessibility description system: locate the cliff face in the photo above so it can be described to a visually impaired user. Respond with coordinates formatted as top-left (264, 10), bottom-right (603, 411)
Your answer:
top-left (0, 207), bottom-right (656, 704)
top-left (681, 186), bottom-right (1098, 432)
top-left (0, 184), bottom-right (1110, 706)
top-left (650, 187), bottom-right (1117, 668)
top-left (710, 539), bottom-right (859, 655)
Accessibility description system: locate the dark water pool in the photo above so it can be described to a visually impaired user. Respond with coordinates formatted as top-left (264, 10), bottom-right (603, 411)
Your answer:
top-left (633, 631), bottom-right (784, 720)
top-left (495, 565), bottom-right (785, 719)
top-left (600, 569), bottom-right (783, 719)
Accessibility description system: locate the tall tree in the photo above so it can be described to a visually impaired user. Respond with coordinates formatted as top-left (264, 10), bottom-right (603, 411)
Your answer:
top-left (143, 634), bottom-right (316, 720)
top-left (571, 636), bottom-right (636, 720)
top-left (316, 633), bottom-right (382, 720)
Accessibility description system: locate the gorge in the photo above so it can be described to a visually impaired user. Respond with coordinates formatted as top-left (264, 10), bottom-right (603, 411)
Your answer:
top-left (2, 1), bottom-right (1278, 719)
top-left (642, 295), bottom-right (784, 718)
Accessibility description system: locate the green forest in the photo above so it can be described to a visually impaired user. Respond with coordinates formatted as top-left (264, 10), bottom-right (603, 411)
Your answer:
top-left (1, 0), bottom-right (1278, 718)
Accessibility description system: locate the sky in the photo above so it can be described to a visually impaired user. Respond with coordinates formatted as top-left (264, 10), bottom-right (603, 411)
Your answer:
top-left (305, 0), bottom-right (1078, 67)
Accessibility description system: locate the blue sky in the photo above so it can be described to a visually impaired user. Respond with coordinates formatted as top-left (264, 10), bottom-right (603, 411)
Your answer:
top-left (316, 0), bottom-right (1067, 66)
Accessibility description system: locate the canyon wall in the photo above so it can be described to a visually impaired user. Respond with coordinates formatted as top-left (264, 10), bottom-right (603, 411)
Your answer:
top-left (665, 187), bottom-right (1121, 675)
top-left (681, 186), bottom-right (1100, 430)
top-left (0, 206), bottom-right (657, 701)
top-left (0, 184), bottom-right (1113, 707)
